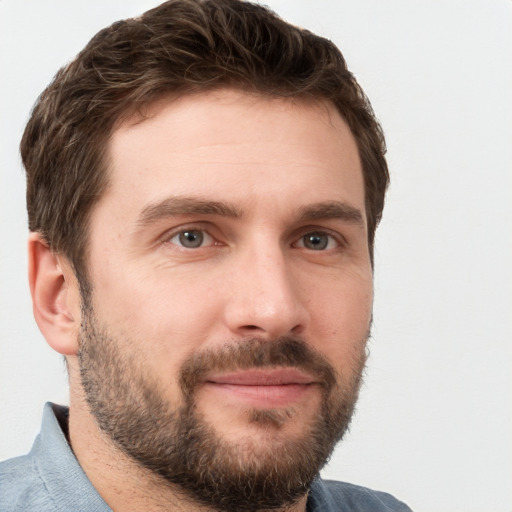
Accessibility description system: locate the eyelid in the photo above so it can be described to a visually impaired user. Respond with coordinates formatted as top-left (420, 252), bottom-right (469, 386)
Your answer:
top-left (159, 223), bottom-right (217, 248)
top-left (292, 227), bottom-right (347, 249)
top-left (156, 223), bottom-right (346, 250)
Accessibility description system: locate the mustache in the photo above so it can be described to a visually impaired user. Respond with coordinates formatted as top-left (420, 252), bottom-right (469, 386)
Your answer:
top-left (178, 337), bottom-right (337, 398)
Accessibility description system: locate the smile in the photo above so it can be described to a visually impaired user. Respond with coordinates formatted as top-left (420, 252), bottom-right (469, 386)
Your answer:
top-left (203, 368), bottom-right (318, 407)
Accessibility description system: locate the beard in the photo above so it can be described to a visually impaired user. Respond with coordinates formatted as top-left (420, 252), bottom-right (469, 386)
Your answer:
top-left (77, 303), bottom-right (367, 512)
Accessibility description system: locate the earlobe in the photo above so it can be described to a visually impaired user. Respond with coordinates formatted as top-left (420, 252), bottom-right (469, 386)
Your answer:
top-left (28, 233), bottom-right (81, 355)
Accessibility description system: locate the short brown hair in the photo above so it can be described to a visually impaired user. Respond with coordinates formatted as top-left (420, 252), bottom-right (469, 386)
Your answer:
top-left (21, 0), bottom-right (388, 283)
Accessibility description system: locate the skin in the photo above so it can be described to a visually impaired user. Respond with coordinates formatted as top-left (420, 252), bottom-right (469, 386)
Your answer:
top-left (29, 89), bottom-right (373, 512)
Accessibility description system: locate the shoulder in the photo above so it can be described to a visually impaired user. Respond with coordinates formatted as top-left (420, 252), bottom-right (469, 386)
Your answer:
top-left (1, 403), bottom-right (111, 512)
top-left (308, 478), bottom-right (413, 512)
top-left (0, 450), bottom-right (57, 512)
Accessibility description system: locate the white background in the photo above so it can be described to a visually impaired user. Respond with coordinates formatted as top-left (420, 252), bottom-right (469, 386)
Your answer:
top-left (1, 1), bottom-right (511, 511)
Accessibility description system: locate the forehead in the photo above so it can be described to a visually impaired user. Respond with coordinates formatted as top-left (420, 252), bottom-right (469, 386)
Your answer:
top-left (101, 89), bottom-right (364, 221)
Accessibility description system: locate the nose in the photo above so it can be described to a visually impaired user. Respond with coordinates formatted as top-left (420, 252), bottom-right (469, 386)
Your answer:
top-left (223, 243), bottom-right (309, 340)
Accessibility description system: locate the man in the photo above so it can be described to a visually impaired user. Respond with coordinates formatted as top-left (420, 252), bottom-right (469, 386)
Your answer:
top-left (0, 0), bottom-right (412, 510)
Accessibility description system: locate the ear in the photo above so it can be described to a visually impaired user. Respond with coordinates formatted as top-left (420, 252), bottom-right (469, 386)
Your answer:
top-left (28, 232), bottom-right (81, 355)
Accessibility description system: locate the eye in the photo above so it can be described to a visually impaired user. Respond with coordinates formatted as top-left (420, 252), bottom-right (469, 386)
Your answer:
top-left (295, 231), bottom-right (339, 251)
top-left (168, 229), bottom-right (214, 249)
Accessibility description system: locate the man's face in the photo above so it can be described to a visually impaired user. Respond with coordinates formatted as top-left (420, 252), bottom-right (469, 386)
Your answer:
top-left (77, 89), bottom-right (373, 510)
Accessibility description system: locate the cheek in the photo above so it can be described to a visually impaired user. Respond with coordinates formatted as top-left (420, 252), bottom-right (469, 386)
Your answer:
top-left (86, 271), bottom-right (225, 406)
top-left (303, 270), bottom-right (372, 358)
top-left (327, 281), bottom-right (372, 335)
top-left (89, 262), bottom-right (224, 353)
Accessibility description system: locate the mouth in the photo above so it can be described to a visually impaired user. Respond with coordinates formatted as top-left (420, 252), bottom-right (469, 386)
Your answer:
top-left (202, 368), bottom-right (318, 408)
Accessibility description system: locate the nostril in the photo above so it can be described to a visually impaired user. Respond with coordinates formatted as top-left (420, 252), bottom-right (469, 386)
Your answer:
top-left (291, 324), bottom-right (304, 336)
top-left (244, 325), bottom-right (260, 330)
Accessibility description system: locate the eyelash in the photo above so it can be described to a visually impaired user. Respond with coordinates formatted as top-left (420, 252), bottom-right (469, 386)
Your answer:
top-left (167, 228), bottom-right (216, 249)
top-left (161, 225), bottom-right (346, 252)
top-left (293, 230), bottom-right (343, 251)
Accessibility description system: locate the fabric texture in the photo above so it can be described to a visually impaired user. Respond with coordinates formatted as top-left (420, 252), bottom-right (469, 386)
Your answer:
top-left (1, 403), bottom-right (412, 511)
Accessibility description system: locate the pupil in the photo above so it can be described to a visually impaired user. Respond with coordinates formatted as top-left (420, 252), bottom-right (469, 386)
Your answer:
top-left (305, 233), bottom-right (327, 250)
top-left (179, 230), bottom-right (203, 248)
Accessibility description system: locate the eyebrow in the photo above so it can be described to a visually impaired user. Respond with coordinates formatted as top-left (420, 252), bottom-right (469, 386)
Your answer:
top-left (137, 196), bottom-right (364, 228)
top-left (297, 201), bottom-right (365, 226)
top-left (137, 196), bottom-right (242, 226)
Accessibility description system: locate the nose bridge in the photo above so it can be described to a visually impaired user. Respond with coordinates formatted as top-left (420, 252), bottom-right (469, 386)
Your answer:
top-left (225, 235), bottom-right (308, 338)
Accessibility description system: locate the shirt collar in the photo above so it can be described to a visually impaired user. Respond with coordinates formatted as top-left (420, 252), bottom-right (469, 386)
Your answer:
top-left (32, 402), bottom-right (111, 511)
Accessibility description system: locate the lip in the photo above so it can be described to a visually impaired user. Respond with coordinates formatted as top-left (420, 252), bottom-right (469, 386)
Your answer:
top-left (206, 368), bottom-right (316, 386)
top-left (202, 368), bottom-right (318, 407)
